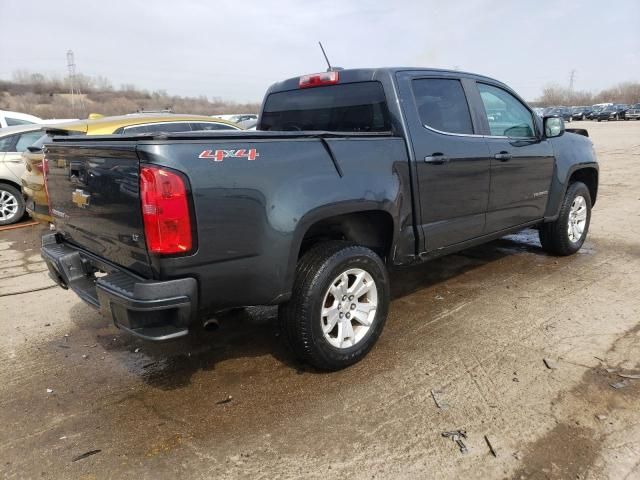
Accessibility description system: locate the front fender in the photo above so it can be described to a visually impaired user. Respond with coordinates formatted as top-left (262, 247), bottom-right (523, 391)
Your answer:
top-left (544, 132), bottom-right (599, 220)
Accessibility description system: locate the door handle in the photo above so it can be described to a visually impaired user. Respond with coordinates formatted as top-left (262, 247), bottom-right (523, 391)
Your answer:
top-left (424, 153), bottom-right (449, 165)
top-left (494, 152), bottom-right (512, 161)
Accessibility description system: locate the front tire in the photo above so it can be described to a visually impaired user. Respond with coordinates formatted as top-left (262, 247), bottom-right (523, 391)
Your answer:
top-left (539, 181), bottom-right (591, 256)
top-left (279, 241), bottom-right (390, 370)
top-left (0, 184), bottom-right (25, 226)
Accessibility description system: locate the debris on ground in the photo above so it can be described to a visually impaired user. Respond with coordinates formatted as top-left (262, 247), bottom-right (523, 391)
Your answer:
top-left (46, 388), bottom-right (53, 394)
top-left (618, 373), bottom-right (640, 379)
top-left (435, 295), bottom-right (444, 300)
top-left (484, 435), bottom-right (497, 457)
top-left (72, 450), bottom-right (101, 462)
top-left (134, 348), bottom-right (141, 353)
top-left (610, 380), bottom-right (629, 389)
top-left (44, 323), bottom-right (51, 327)
top-left (513, 451), bottom-right (522, 460)
top-left (543, 358), bottom-right (558, 370)
top-left (596, 414), bottom-right (608, 421)
top-left (431, 389), bottom-right (448, 409)
top-left (442, 430), bottom-right (468, 454)
top-left (216, 395), bottom-right (233, 405)
top-left (82, 355), bottom-right (88, 359)
top-left (605, 368), bottom-right (618, 373)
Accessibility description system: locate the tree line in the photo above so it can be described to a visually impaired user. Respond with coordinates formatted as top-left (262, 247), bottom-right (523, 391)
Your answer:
top-left (533, 81), bottom-right (640, 107)
top-left (0, 70), bottom-right (260, 119)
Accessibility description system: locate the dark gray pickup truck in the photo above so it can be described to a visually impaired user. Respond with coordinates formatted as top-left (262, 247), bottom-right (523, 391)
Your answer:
top-left (41, 68), bottom-right (598, 370)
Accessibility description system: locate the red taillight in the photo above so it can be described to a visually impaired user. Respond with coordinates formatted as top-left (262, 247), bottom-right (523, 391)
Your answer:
top-left (139, 166), bottom-right (192, 255)
top-left (299, 71), bottom-right (339, 89)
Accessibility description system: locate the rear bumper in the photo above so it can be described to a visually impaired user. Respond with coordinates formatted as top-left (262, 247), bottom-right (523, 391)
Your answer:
top-left (41, 233), bottom-right (197, 341)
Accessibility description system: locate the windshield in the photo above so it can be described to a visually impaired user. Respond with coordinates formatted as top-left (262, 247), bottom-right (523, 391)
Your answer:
top-left (260, 81), bottom-right (392, 132)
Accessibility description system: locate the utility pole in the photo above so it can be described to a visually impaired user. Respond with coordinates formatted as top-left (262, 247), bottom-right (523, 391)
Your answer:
top-left (66, 50), bottom-right (76, 113)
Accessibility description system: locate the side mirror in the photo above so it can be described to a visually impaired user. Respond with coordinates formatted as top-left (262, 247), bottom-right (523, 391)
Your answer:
top-left (544, 116), bottom-right (565, 138)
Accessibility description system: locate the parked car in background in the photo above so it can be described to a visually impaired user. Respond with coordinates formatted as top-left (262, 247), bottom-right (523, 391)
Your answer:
top-left (0, 110), bottom-right (43, 128)
top-left (588, 103), bottom-right (613, 120)
top-left (617, 104), bottom-right (630, 120)
top-left (595, 104), bottom-right (626, 121)
top-left (533, 107), bottom-right (545, 117)
top-left (238, 118), bottom-right (258, 130)
top-left (22, 114), bottom-right (242, 224)
top-left (625, 103), bottom-right (640, 120)
top-left (545, 106), bottom-right (572, 122)
top-left (213, 114), bottom-right (258, 123)
top-left (0, 125), bottom-right (46, 224)
top-left (571, 106), bottom-right (593, 121)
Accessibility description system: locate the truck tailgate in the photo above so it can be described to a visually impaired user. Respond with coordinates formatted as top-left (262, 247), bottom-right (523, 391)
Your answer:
top-left (44, 142), bottom-right (152, 277)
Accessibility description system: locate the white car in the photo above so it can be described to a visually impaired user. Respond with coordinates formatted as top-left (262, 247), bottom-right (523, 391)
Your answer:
top-left (0, 110), bottom-right (43, 128)
top-left (212, 113), bottom-right (258, 123)
top-left (0, 125), bottom-right (45, 224)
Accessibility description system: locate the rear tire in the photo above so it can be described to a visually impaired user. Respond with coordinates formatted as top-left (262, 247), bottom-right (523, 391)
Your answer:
top-left (0, 184), bottom-right (25, 226)
top-left (539, 181), bottom-right (591, 256)
top-left (279, 241), bottom-right (390, 371)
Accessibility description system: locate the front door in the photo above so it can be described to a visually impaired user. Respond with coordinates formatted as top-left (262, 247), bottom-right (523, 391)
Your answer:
top-left (474, 82), bottom-right (555, 233)
top-left (398, 74), bottom-right (491, 251)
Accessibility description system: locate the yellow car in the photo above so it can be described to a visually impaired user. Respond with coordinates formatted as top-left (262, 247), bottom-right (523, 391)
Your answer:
top-left (22, 114), bottom-right (240, 223)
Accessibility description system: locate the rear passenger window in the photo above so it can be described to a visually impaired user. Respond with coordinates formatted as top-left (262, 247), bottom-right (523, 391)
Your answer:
top-left (0, 134), bottom-right (17, 152)
top-left (6, 117), bottom-right (36, 126)
top-left (477, 83), bottom-right (535, 138)
top-left (15, 131), bottom-right (43, 152)
top-left (124, 123), bottom-right (192, 134)
top-left (412, 79), bottom-right (474, 135)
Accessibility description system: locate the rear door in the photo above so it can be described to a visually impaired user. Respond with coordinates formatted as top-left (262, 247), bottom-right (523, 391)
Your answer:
top-left (44, 141), bottom-right (152, 276)
top-left (472, 82), bottom-right (555, 233)
top-left (397, 73), bottom-right (491, 251)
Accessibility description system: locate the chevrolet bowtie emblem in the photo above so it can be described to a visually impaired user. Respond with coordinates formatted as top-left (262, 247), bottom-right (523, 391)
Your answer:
top-left (72, 189), bottom-right (90, 208)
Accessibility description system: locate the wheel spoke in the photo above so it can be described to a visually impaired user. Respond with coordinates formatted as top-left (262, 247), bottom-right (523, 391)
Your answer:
top-left (339, 319), bottom-right (355, 347)
top-left (349, 272), bottom-right (371, 299)
top-left (322, 308), bottom-right (340, 333)
top-left (353, 305), bottom-right (374, 326)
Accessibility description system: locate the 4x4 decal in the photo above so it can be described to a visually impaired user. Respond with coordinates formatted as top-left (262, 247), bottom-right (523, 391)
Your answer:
top-left (199, 149), bottom-right (259, 162)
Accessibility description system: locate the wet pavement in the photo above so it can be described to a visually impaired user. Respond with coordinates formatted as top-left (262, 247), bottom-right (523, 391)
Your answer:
top-left (1, 120), bottom-right (639, 479)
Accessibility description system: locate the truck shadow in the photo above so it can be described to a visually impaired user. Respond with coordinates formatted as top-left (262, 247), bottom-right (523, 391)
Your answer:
top-left (67, 229), bottom-right (556, 391)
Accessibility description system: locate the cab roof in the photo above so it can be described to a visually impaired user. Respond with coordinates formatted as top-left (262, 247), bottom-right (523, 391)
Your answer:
top-left (265, 67), bottom-right (508, 95)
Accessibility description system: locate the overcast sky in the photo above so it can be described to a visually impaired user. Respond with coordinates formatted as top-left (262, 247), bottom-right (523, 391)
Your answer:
top-left (1, 0), bottom-right (638, 103)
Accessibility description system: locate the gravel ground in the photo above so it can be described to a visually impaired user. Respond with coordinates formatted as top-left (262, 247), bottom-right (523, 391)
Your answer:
top-left (1, 120), bottom-right (639, 479)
